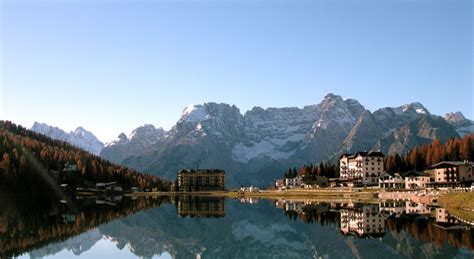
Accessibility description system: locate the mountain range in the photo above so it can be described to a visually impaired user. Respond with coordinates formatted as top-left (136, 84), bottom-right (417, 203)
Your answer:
top-left (31, 93), bottom-right (474, 187)
top-left (31, 122), bottom-right (104, 155)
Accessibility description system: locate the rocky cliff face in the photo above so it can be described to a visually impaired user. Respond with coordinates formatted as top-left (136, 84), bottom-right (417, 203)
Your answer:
top-left (31, 122), bottom-right (103, 155)
top-left (119, 94), bottom-right (467, 187)
top-left (100, 125), bottom-right (167, 164)
top-left (444, 112), bottom-right (474, 137)
top-left (32, 94), bottom-right (471, 187)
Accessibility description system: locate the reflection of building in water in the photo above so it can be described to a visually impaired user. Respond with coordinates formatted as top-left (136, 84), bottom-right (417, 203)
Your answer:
top-left (405, 201), bottom-right (431, 215)
top-left (379, 200), bottom-right (406, 218)
top-left (176, 169), bottom-right (225, 192)
top-left (434, 207), bottom-right (459, 225)
top-left (239, 197), bottom-right (259, 204)
top-left (340, 205), bottom-right (385, 237)
top-left (176, 196), bottom-right (225, 218)
top-left (285, 202), bottom-right (303, 213)
top-left (379, 200), bottom-right (431, 217)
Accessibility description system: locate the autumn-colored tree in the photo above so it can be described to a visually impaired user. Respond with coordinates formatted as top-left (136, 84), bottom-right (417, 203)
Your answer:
top-left (0, 121), bottom-right (171, 193)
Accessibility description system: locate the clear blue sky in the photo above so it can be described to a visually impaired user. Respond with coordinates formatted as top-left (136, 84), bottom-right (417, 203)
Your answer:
top-left (1, 0), bottom-right (472, 142)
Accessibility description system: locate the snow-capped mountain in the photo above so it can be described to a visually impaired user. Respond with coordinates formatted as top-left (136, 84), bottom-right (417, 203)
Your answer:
top-left (31, 122), bottom-right (103, 155)
top-left (120, 94), bottom-right (469, 187)
top-left (444, 112), bottom-right (474, 137)
top-left (100, 125), bottom-right (167, 164)
top-left (29, 94), bottom-right (472, 187)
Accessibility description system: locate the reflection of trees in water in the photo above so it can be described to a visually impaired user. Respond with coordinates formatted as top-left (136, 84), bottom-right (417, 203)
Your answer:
top-left (0, 194), bottom-right (228, 257)
top-left (282, 203), bottom-right (339, 227)
top-left (386, 216), bottom-right (474, 250)
top-left (0, 193), bottom-right (170, 258)
top-left (300, 204), bottom-right (339, 226)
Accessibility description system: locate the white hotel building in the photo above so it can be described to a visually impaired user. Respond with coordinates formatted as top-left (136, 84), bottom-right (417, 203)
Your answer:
top-left (340, 151), bottom-right (385, 185)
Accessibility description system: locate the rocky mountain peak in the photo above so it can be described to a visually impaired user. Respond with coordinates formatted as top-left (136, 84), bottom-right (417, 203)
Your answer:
top-left (118, 133), bottom-right (129, 142)
top-left (181, 104), bottom-right (207, 122)
top-left (443, 111), bottom-right (474, 137)
top-left (129, 124), bottom-right (166, 140)
top-left (101, 124), bottom-right (167, 164)
top-left (395, 102), bottom-right (430, 116)
top-left (444, 112), bottom-right (467, 124)
top-left (31, 122), bottom-right (103, 155)
top-left (314, 94), bottom-right (364, 130)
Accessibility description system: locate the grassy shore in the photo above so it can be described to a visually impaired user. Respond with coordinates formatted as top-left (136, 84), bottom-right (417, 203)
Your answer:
top-left (438, 192), bottom-right (474, 222)
top-left (227, 188), bottom-right (378, 199)
top-left (123, 188), bottom-right (380, 200)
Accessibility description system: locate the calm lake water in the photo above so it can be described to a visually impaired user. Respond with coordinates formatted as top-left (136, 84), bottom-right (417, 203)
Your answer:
top-left (2, 194), bottom-right (474, 259)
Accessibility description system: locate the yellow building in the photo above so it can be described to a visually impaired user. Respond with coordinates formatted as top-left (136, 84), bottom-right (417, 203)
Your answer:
top-left (177, 169), bottom-right (225, 192)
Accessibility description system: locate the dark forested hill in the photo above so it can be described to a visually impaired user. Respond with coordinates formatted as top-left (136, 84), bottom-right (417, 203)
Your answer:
top-left (0, 121), bottom-right (171, 197)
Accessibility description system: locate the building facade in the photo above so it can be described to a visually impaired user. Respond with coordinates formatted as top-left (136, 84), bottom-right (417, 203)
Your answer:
top-left (340, 151), bottom-right (385, 185)
top-left (379, 172), bottom-right (405, 189)
top-left (177, 169), bottom-right (225, 192)
top-left (404, 171), bottom-right (430, 189)
top-left (428, 161), bottom-right (474, 184)
top-left (285, 175), bottom-right (303, 189)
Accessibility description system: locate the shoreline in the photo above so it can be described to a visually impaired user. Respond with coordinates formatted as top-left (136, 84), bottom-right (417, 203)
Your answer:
top-left (119, 187), bottom-right (428, 202)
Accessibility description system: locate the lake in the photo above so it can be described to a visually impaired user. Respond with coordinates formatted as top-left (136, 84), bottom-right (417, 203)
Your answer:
top-left (1, 194), bottom-right (474, 258)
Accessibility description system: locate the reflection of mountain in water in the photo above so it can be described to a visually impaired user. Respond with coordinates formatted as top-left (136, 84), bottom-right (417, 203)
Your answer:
top-left (27, 229), bottom-right (102, 258)
top-left (0, 192), bottom-right (169, 258)
top-left (3, 194), bottom-right (474, 258)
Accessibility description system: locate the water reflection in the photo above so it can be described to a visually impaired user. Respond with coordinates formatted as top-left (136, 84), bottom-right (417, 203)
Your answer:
top-left (175, 196), bottom-right (225, 218)
top-left (2, 193), bottom-right (474, 258)
top-left (274, 198), bottom-right (474, 252)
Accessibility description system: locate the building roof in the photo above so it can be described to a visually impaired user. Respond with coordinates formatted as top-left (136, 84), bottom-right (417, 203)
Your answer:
top-left (340, 150), bottom-right (385, 160)
top-left (400, 171), bottom-right (429, 178)
top-left (367, 151), bottom-right (385, 157)
top-left (430, 161), bottom-right (474, 169)
top-left (339, 153), bottom-right (352, 159)
top-left (378, 171), bottom-right (393, 177)
top-left (178, 169), bottom-right (225, 174)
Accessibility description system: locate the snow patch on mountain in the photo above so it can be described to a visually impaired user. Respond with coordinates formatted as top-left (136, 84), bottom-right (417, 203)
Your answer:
top-left (181, 104), bottom-right (207, 122)
top-left (232, 139), bottom-right (298, 163)
top-left (394, 102), bottom-right (429, 116)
